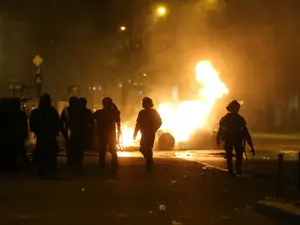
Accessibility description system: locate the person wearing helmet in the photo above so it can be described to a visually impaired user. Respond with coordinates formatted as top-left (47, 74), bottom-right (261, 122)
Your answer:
top-left (133, 97), bottom-right (162, 170)
top-left (61, 96), bottom-right (78, 165)
top-left (70, 97), bottom-right (94, 168)
top-left (217, 100), bottom-right (255, 176)
top-left (94, 97), bottom-right (121, 169)
top-left (29, 93), bottom-right (60, 179)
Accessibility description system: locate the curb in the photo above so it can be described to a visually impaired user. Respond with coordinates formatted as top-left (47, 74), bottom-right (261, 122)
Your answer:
top-left (255, 200), bottom-right (300, 224)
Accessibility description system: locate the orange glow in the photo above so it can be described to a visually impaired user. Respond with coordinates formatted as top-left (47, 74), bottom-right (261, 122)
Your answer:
top-left (120, 60), bottom-right (228, 147)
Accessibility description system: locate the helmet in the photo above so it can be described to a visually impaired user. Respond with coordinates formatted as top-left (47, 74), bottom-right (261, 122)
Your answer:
top-left (102, 97), bottom-right (113, 108)
top-left (142, 97), bottom-right (154, 109)
top-left (39, 93), bottom-right (51, 107)
top-left (78, 97), bottom-right (87, 107)
top-left (69, 96), bottom-right (78, 106)
top-left (226, 100), bottom-right (240, 113)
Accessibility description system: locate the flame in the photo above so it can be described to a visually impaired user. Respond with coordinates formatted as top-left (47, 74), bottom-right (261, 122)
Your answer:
top-left (120, 124), bottom-right (140, 148)
top-left (120, 60), bottom-right (228, 147)
top-left (157, 60), bottom-right (228, 142)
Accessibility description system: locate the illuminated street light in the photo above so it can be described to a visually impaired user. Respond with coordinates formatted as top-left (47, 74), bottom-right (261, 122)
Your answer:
top-left (120, 26), bottom-right (126, 31)
top-left (156, 5), bottom-right (167, 17)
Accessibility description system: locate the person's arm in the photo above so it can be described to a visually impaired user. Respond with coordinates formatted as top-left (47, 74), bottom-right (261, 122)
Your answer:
top-left (133, 112), bottom-right (141, 140)
top-left (54, 109), bottom-right (61, 137)
top-left (216, 117), bottom-right (224, 146)
top-left (244, 126), bottom-right (255, 155)
top-left (116, 119), bottom-right (121, 141)
top-left (154, 110), bottom-right (162, 132)
top-left (60, 109), bottom-right (68, 137)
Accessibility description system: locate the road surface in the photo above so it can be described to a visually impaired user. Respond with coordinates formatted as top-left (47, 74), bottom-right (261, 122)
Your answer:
top-left (0, 157), bottom-right (284, 225)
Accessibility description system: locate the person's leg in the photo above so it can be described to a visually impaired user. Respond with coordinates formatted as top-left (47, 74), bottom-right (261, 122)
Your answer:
top-left (224, 141), bottom-right (234, 175)
top-left (49, 140), bottom-right (59, 178)
top-left (234, 142), bottom-right (244, 175)
top-left (140, 134), bottom-right (155, 170)
top-left (108, 132), bottom-right (118, 169)
top-left (98, 135), bottom-right (107, 168)
top-left (65, 137), bottom-right (72, 165)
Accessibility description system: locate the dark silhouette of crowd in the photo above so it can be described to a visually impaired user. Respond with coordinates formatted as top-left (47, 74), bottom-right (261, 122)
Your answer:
top-left (0, 93), bottom-right (162, 179)
top-left (0, 93), bottom-right (254, 179)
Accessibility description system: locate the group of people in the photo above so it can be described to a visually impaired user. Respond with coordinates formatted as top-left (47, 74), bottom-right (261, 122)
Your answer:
top-left (1, 92), bottom-right (254, 179)
top-left (29, 94), bottom-right (162, 179)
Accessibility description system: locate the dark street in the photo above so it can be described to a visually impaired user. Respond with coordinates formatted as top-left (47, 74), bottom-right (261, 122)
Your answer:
top-left (0, 157), bottom-right (283, 225)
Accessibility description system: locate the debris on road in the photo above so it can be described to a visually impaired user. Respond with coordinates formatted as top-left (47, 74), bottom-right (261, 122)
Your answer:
top-left (202, 166), bottom-right (211, 170)
top-left (221, 216), bottom-right (230, 220)
top-left (172, 220), bottom-right (183, 225)
top-left (81, 188), bottom-right (85, 192)
top-left (159, 204), bottom-right (167, 212)
top-left (171, 180), bottom-right (177, 184)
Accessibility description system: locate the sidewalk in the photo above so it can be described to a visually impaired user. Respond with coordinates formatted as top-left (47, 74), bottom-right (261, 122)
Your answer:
top-left (256, 200), bottom-right (300, 224)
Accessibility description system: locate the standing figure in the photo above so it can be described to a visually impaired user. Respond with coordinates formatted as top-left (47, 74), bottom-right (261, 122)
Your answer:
top-left (67, 97), bottom-right (91, 168)
top-left (61, 96), bottom-right (78, 165)
top-left (78, 97), bottom-right (94, 152)
top-left (94, 97), bottom-right (120, 169)
top-left (216, 100), bottom-right (255, 176)
top-left (29, 93), bottom-right (60, 179)
top-left (133, 97), bottom-right (162, 170)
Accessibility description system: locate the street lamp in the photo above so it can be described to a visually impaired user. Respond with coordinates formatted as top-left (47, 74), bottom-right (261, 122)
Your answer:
top-left (120, 26), bottom-right (127, 31)
top-left (156, 5), bottom-right (167, 17)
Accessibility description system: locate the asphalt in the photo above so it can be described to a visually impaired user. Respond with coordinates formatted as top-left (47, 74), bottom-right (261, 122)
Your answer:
top-left (177, 151), bottom-right (300, 194)
top-left (0, 156), bottom-right (284, 225)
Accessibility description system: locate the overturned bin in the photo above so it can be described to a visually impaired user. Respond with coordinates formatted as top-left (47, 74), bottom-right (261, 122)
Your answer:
top-left (157, 133), bottom-right (175, 150)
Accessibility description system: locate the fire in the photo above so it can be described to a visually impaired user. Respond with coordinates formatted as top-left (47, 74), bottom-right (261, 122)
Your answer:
top-left (119, 60), bottom-right (228, 147)
top-left (120, 124), bottom-right (140, 147)
top-left (157, 60), bottom-right (228, 142)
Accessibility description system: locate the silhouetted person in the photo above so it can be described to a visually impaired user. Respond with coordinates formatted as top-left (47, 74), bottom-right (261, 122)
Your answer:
top-left (217, 100), bottom-right (255, 176)
top-left (134, 97), bottom-right (162, 170)
top-left (94, 97), bottom-right (120, 169)
top-left (11, 99), bottom-right (29, 168)
top-left (61, 96), bottom-right (78, 165)
top-left (78, 97), bottom-right (94, 151)
top-left (30, 93), bottom-right (60, 179)
top-left (0, 98), bottom-right (28, 170)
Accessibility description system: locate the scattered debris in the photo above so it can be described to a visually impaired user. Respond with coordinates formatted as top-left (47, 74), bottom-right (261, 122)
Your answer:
top-left (202, 166), bottom-right (211, 170)
top-left (265, 196), bottom-right (273, 200)
top-left (159, 204), bottom-right (167, 212)
top-left (211, 220), bottom-right (215, 224)
top-left (221, 216), bottom-right (230, 220)
top-left (172, 220), bottom-right (183, 225)
top-left (234, 208), bottom-right (240, 213)
top-left (171, 180), bottom-right (177, 184)
top-left (223, 189), bottom-right (228, 193)
top-left (182, 175), bottom-right (188, 178)
top-left (148, 210), bottom-right (153, 215)
top-left (81, 188), bottom-right (85, 192)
